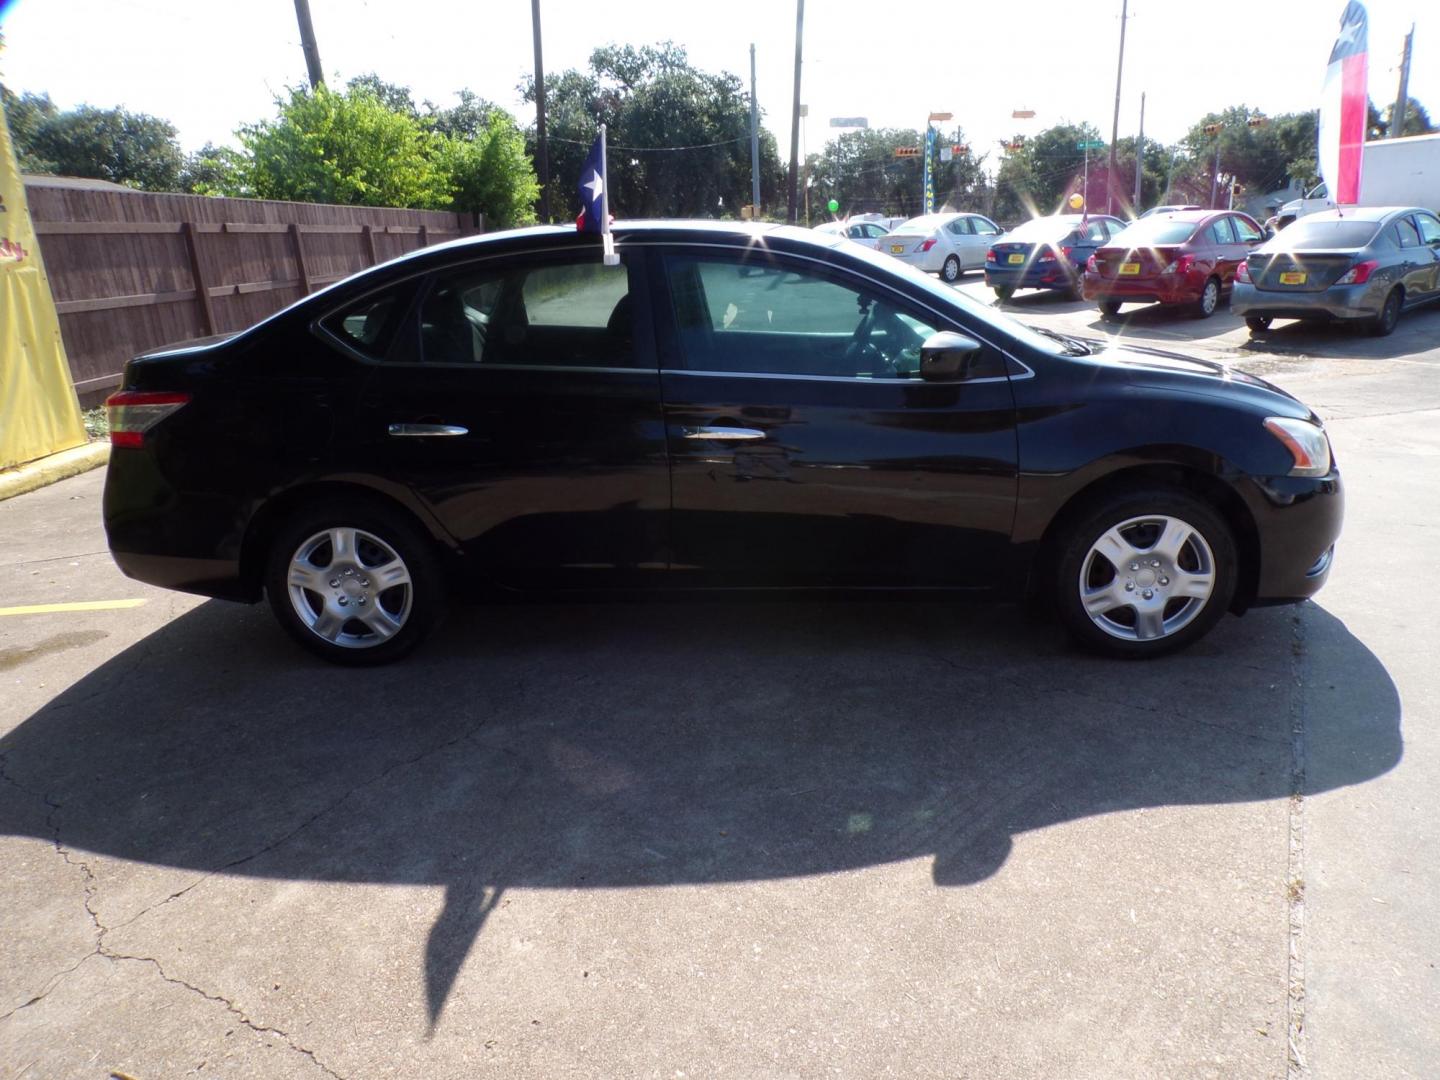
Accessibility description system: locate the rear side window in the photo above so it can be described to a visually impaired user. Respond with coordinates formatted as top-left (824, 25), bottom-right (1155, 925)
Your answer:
top-left (417, 258), bottom-right (640, 367)
top-left (320, 282), bottom-right (418, 360)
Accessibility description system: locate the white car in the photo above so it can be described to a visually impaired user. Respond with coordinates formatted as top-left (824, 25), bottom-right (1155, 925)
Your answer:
top-left (814, 219), bottom-right (892, 250)
top-left (881, 212), bottom-right (1004, 282)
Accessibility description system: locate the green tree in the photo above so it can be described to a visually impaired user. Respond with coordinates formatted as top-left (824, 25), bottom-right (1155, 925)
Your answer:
top-left (993, 123), bottom-right (1105, 222)
top-left (437, 110), bottom-right (539, 228)
top-left (180, 142), bottom-right (246, 195)
top-left (1380, 97), bottom-right (1436, 138)
top-left (345, 73), bottom-right (419, 117)
top-left (523, 42), bottom-right (783, 221)
top-left (236, 84), bottom-right (448, 208)
top-left (1, 86), bottom-right (59, 171)
top-left (17, 103), bottom-right (184, 190)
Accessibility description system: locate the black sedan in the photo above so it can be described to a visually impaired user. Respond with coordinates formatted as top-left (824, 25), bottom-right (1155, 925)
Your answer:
top-left (103, 222), bottom-right (1342, 664)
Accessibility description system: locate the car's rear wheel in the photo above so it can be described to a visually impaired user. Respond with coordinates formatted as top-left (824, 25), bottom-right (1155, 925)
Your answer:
top-left (1245, 315), bottom-right (1273, 333)
top-left (1368, 288), bottom-right (1402, 337)
top-left (1194, 277), bottom-right (1221, 318)
top-left (992, 285), bottom-right (1014, 302)
top-left (1053, 488), bottom-right (1236, 658)
top-left (1099, 299), bottom-right (1122, 319)
top-left (941, 255), bottom-right (961, 283)
top-left (265, 501), bottom-right (444, 665)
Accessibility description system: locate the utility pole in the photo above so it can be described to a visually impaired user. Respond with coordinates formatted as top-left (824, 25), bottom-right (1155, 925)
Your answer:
top-left (1133, 92), bottom-right (1145, 209)
top-left (1107, 0), bottom-right (1128, 215)
top-left (1391, 24), bottom-right (1414, 138)
top-left (531, 0), bottom-right (550, 223)
top-left (292, 0), bottom-right (324, 90)
top-left (1209, 135), bottom-right (1222, 209)
top-left (750, 44), bottom-right (761, 216)
top-left (786, 0), bottom-right (805, 224)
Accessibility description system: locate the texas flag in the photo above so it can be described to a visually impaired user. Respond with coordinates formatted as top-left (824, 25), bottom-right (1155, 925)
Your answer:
top-left (1318, 1), bottom-right (1368, 205)
top-left (576, 129), bottom-right (608, 234)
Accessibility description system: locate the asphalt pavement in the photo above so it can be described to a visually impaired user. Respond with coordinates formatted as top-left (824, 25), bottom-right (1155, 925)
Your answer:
top-left (1, 283), bottom-right (1436, 1079)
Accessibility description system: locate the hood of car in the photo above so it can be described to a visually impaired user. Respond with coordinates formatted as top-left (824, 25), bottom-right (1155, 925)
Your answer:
top-left (1092, 342), bottom-right (1313, 421)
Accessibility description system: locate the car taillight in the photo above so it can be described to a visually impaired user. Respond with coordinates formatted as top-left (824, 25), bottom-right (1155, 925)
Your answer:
top-left (1038, 249), bottom-right (1056, 263)
top-left (1335, 259), bottom-right (1378, 285)
top-left (1086, 255), bottom-right (1099, 272)
top-left (1236, 260), bottom-right (1251, 283)
top-left (985, 248), bottom-right (997, 263)
top-left (1061, 246), bottom-right (1074, 260)
top-left (106, 390), bottom-right (190, 448)
top-left (1160, 254), bottom-right (1195, 275)
top-left (920, 238), bottom-right (937, 252)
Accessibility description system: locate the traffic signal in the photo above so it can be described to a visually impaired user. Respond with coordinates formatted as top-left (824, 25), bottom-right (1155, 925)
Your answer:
top-left (894, 147), bottom-right (920, 158)
top-left (1247, 116), bottom-right (1268, 127)
top-left (1203, 123), bottom-right (1222, 136)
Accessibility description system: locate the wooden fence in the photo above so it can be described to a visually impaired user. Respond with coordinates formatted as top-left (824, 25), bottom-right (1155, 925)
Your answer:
top-left (24, 179), bottom-right (477, 403)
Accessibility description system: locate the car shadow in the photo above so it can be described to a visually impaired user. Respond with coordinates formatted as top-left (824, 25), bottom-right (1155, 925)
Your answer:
top-left (1237, 304), bottom-right (1440, 362)
top-left (0, 595), bottom-right (1401, 1030)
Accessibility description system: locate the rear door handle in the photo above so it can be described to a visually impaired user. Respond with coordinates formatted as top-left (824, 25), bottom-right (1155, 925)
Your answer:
top-left (388, 423), bottom-right (468, 437)
top-left (681, 426), bottom-right (765, 442)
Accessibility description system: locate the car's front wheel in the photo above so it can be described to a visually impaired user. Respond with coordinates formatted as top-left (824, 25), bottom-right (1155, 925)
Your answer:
top-left (265, 500), bottom-right (444, 665)
top-left (1054, 488), bottom-right (1237, 658)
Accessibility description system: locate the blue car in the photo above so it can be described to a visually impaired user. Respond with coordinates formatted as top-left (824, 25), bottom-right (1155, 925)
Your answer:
top-left (985, 214), bottom-right (1127, 300)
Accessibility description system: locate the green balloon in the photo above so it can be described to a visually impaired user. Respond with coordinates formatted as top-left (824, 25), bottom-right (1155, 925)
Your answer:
top-left (827, 198), bottom-right (840, 213)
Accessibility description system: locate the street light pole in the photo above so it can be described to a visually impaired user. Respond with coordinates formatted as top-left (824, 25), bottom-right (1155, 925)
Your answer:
top-left (1107, 0), bottom-right (1128, 215)
top-left (750, 44), bottom-right (761, 215)
top-left (786, 0), bottom-right (805, 224)
top-left (531, 0), bottom-right (550, 223)
top-left (1133, 91), bottom-right (1145, 209)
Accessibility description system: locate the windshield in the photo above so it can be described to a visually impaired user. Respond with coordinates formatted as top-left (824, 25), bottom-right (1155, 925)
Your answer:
top-left (1109, 218), bottom-right (1197, 246)
top-left (1006, 217), bottom-right (1080, 241)
top-left (894, 215), bottom-right (946, 233)
top-left (1269, 218), bottom-right (1381, 249)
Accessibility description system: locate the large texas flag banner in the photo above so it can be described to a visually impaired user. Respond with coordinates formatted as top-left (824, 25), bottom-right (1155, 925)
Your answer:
top-left (1318, 1), bottom-right (1368, 205)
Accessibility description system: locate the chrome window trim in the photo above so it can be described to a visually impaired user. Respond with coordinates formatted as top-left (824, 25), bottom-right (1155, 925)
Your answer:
top-left (636, 240), bottom-right (1035, 380)
top-left (659, 368), bottom-right (1016, 386)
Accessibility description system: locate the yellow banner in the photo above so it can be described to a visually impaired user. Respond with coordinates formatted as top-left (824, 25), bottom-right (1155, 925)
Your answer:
top-left (1, 104), bottom-right (86, 470)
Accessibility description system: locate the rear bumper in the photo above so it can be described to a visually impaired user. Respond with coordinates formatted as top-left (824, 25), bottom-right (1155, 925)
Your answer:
top-left (1230, 281), bottom-right (1380, 321)
top-left (884, 246), bottom-right (942, 272)
top-left (985, 264), bottom-right (1080, 291)
top-left (1240, 469), bottom-right (1344, 605)
top-left (1082, 272), bottom-right (1199, 305)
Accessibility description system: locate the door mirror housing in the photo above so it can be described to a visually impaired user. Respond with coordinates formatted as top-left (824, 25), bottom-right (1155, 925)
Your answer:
top-left (919, 331), bottom-right (983, 382)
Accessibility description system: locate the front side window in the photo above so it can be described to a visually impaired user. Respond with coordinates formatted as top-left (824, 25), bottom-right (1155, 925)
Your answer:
top-left (418, 258), bottom-right (638, 368)
top-left (664, 254), bottom-right (952, 379)
top-left (1232, 216), bottom-right (1264, 242)
top-left (1412, 213), bottom-right (1440, 246)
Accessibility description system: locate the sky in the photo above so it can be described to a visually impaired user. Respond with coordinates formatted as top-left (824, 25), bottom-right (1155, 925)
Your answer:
top-left (1, 0), bottom-right (1434, 181)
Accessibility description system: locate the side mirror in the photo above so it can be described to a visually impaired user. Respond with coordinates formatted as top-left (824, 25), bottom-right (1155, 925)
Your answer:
top-left (919, 331), bottom-right (983, 382)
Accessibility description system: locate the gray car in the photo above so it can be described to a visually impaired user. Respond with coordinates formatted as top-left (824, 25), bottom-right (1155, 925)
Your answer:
top-left (1231, 206), bottom-right (1440, 336)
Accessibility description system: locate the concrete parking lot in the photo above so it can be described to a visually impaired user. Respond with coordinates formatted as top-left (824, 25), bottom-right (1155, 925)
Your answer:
top-left (2, 288), bottom-right (1437, 1079)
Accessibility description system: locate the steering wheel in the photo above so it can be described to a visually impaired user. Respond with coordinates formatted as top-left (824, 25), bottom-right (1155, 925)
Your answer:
top-left (843, 303), bottom-right (897, 377)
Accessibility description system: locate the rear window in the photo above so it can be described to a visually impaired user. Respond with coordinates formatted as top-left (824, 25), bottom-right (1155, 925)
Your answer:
top-left (895, 216), bottom-right (945, 233)
top-left (1109, 219), bottom-right (1198, 246)
top-left (1006, 217), bottom-right (1080, 241)
top-left (1276, 219), bottom-right (1382, 249)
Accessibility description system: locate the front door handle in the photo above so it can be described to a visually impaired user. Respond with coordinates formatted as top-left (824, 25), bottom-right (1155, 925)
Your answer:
top-left (681, 426), bottom-right (766, 442)
top-left (388, 423), bottom-right (468, 437)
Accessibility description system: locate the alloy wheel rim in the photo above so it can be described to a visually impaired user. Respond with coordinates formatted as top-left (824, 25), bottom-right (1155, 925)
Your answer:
top-left (286, 527), bottom-right (413, 649)
top-left (944, 257), bottom-right (959, 281)
top-left (1202, 282), bottom-right (1218, 314)
top-left (1078, 514), bottom-right (1216, 642)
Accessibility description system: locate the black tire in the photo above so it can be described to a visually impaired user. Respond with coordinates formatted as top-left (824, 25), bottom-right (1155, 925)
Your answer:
top-left (1368, 288), bottom-right (1402, 337)
top-left (1194, 277), bottom-right (1221, 319)
top-left (992, 285), bottom-right (1014, 302)
top-left (1099, 299), bottom-right (1122, 319)
top-left (1245, 315), bottom-right (1273, 333)
top-left (1052, 487), bottom-right (1237, 659)
top-left (941, 255), bottom-right (961, 283)
top-left (264, 499), bottom-right (445, 665)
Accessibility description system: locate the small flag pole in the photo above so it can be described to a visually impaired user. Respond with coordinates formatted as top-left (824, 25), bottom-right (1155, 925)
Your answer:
top-left (600, 123), bottom-right (619, 266)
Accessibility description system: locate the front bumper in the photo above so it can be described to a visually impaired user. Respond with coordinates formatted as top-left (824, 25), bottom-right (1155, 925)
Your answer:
top-left (1230, 280), bottom-right (1382, 321)
top-left (1240, 468), bottom-right (1344, 605)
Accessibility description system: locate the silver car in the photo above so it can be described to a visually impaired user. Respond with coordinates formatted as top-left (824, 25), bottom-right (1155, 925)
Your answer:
top-left (881, 212), bottom-right (1004, 282)
top-left (1232, 206), bottom-right (1440, 336)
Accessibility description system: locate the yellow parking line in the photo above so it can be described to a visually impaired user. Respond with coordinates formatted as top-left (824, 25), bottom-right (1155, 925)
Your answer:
top-left (0, 599), bottom-right (147, 616)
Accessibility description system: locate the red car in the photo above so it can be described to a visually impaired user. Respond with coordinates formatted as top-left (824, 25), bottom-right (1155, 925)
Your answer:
top-left (1081, 209), bottom-right (1267, 318)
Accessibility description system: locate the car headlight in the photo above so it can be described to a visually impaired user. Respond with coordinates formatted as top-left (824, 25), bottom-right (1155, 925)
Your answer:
top-left (1264, 417), bottom-right (1332, 477)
